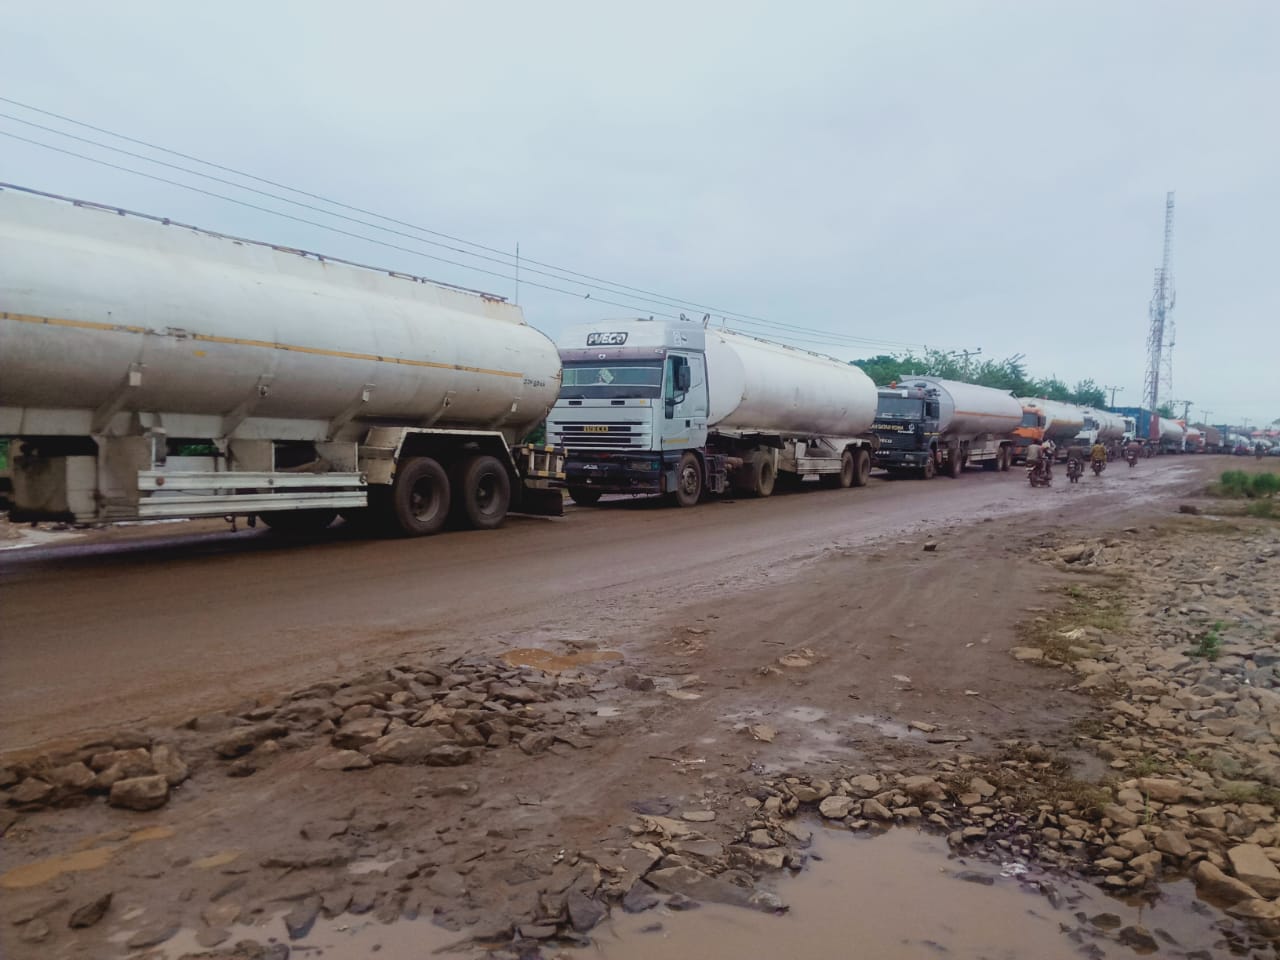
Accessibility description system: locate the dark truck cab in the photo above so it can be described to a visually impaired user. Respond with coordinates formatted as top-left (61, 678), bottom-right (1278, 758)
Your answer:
top-left (871, 385), bottom-right (941, 478)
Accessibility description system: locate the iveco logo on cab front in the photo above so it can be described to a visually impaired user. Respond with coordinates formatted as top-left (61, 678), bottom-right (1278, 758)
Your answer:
top-left (586, 332), bottom-right (628, 346)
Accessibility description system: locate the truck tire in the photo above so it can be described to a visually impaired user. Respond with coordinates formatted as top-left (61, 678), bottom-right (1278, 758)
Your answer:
top-left (568, 486), bottom-right (602, 506)
top-left (921, 457), bottom-right (936, 480)
top-left (673, 452), bottom-right (702, 508)
top-left (259, 509), bottom-right (337, 536)
top-left (391, 456), bottom-right (451, 536)
top-left (752, 451), bottom-right (776, 498)
top-left (851, 448), bottom-right (871, 487)
top-left (454, 454), bottom-right (511, 530)
top-left (946, 452), bottom-right (962, 478)
top-left (821, 450), bottom-right (855, 489)
top-left (999, 447), bottom-right (1011, 471)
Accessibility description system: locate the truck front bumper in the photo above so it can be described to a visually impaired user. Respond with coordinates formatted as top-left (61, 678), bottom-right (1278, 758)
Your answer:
top-left (872, 451), bottom-right (929, 468)
top-left (565, 452), bottom-right (666, 496)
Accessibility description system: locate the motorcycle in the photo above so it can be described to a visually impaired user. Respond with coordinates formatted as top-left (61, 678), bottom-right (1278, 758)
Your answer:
top-left (1066, 458), bottom-right (1083, 484)
top-left (1091, 459), bottom-right (1105, 477)
top-left (1027, 459), bottom-right (1052, 488)
top-left (1125, 449), bottom-right (1138, 468)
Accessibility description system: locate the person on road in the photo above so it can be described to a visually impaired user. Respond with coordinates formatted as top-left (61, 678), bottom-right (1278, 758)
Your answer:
top-left (1090, 440), bottom-right (1107, 465)
top-left (1025, 441), bottom-right (1050, 483)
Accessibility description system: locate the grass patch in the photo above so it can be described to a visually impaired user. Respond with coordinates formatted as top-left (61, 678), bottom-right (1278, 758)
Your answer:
top-left (1018, 584), bottom-right (1128, 661)
top-left (1131, 754), bottom-right (1172, 777)
top-left (1208, 469), bottom-right (1280, 499)
top-left (1187, 621), bottom-right (1224, 661)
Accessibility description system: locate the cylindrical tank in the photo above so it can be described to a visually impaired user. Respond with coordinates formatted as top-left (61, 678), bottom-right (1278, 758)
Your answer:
top-left (895, 377), bottom-right (1022, 438)
top-left (1080, 409), bottom-right (1126, 442)
top-left (1018, 398), bottom-right (1085, 443)
top-left (0, 187), bottom-right (561, 441)
top-left (1184, 427), bottom-right (1204, 450)
top-left (1160, 420), bottom-right (1187, 444)
top-left (705, 330), bottom-right (877, 436)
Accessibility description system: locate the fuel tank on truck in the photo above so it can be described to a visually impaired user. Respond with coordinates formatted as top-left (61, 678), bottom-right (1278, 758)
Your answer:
top-left (897, 377), bottom-right (1022, 438)
top-left (705, 330), bottom-right (878, 437)
top-left (1018, 398), bottom-right (1086, 443)
top-left (1159, 420), bottom-right (1187, 444)
top-left (0, 186), bottom-right (561, 443)
top-left (1080, 409), bottom-right (1126, 442)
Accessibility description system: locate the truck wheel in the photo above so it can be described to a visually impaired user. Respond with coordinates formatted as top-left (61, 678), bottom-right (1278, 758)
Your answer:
top-left (752, 451), bottom-right (776, 498)
top-left (568, 486), bottom-right (602, 506)
top-left (946, 452), bottom-right (962, 478)
top-left (921, 457), bottom-right (936, 480)
top-left (455, 454), bottom-right (511, 530)
top-left (851, 448), bottom-right (871, 487)
top-left (999, 447), bottom-right (1011, 471)
top-left (821, 450), bottom-right (855, 489)
top-left (391, 456), bottom-right (451, 536)
top-left (673, 452), bottom-right (702, 508)
top-left (259, 509), bottom-right (337, 536)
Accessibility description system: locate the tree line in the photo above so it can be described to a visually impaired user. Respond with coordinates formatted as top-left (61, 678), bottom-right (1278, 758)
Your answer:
top-left (852, 350), bottom-right (1109, 409)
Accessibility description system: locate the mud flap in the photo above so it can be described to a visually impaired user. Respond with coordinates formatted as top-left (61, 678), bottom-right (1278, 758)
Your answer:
top-left (514, 486), bottom-right (564, 517)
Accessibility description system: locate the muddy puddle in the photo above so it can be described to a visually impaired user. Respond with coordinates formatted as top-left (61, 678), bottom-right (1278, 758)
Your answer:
top-left (0, 826), bottom-right (174, 890)
top-left (152, 826), bottom-right (1241, 960)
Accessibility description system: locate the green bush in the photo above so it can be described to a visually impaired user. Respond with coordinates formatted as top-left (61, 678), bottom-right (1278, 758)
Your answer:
top-left (1215, 470), bottom-right (1279, 499)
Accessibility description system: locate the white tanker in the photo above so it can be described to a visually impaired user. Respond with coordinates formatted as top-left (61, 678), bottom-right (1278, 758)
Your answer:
top-left (1073, 408), bottom-right (1126, 446)
top-left (872, 377), bottom-right (1022, 478)
top-left (0, 185), bottom-right (564, 536)
top-left (546, 319), bottom-right (879, 505)
top-left (1013, 398), bottom-right (1086, 462)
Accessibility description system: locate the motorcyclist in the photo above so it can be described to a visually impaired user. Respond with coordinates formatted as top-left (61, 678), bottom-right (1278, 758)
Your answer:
top-left (1025, 441), bottom-right (1047, 481)
top-left (1090, 440), bottom-right (1108, 469)
top-left (1125, 439), bottom-right (1141, 462)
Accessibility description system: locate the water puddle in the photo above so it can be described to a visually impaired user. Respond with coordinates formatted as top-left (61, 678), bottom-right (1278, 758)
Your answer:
top-left (156, 826), bottom-right (1243, 959)
top-left (599, 827), bottom-right (1234, 959)
top-left (501, 647), bottom-right (623, 671)
top-left (1, 825), bottom-right (174, 889)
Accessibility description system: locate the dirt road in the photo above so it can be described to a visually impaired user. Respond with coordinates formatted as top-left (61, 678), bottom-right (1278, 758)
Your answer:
top-left (0, 461), bottom-right (1201, 753)
top-left (6, 455), bottom-right (1270, 960)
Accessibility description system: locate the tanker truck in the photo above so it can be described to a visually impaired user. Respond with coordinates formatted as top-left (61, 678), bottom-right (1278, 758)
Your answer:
top-left (1012, 398), bottom-right (1086, 463)
top-left (871, 377), bottom-right (1021, 478)
top-left (0, 185), bottom-right (565, 536)
top-left (1159, 419), bottom-right (1188, 454)
top-left (545, 318), bottom-right (879, 506)
top-left (1072, 409), bottom-right (1126, 448)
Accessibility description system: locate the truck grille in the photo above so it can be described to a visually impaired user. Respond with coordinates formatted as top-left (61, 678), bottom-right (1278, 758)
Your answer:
top-left (552, 421), bottom-right (648, 451)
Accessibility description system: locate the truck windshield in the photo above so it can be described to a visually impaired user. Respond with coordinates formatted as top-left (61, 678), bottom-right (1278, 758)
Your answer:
top-left (1021, 411), bottom-right (1042, 427)
top-left (560, 362), bottom-right (663, 400)
top-left (877, 396), bottom-right (924, 419)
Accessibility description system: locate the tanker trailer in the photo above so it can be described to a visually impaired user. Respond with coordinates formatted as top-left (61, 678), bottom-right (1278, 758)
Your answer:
top-left (1159, 419), bottom-right (1188, 453)
top-left (871, 377), bottom-right (1021, 478)
top-left (1184, 427), bottom-right (1205, 453)
top-left (1012, 398), bottom-right (1086, 463)
top-left (1073, 409), bottom-right (1126, 447)
top-left (0, 184), bottom-right (564, 536)
top-left (545, 318), bottom-right (879, 506)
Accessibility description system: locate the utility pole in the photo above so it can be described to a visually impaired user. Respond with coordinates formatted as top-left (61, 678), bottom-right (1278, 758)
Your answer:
top-left (1178, 400), bottom-right (1193, 422)
top-left (1104, 385), bottom-right (1122, 407)
top-left (1144, 192), bottom-right (1176, 418)
top-left (958, 347), bottom-right (982, 378)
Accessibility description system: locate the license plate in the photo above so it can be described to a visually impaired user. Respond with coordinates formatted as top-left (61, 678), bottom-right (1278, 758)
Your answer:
top-left (583, 425), bottom-right (609, 433)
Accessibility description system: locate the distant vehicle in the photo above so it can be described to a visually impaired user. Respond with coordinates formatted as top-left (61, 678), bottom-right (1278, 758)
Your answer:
top-left (1013, 398), bottom-right (1085, 463)
top-left (872, 378), bottom-right (1020, 479)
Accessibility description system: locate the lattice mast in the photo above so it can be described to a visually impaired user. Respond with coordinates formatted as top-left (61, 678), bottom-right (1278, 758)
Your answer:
top-left (1144, 192), bottom-right (1176, 422)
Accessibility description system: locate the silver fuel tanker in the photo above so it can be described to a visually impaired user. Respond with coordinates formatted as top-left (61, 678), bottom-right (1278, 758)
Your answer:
top-left (545, 318), bottom-right (879, 505)
top-left (0, 184), bottom-right (564, 535)
top-left (872, 377), bottom-right (1022, 478)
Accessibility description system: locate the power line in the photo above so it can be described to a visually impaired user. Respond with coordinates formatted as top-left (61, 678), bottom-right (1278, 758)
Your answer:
top-left (0, 96), bottom-right (926, 353)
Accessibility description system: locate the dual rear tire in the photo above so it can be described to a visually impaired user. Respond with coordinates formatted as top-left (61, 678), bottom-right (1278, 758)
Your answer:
top-left (377, 453), bottom-right (512, 537)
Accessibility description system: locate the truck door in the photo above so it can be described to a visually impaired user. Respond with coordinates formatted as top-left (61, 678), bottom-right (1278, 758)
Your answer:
top-left (662, 353), bottom-right (704, 449)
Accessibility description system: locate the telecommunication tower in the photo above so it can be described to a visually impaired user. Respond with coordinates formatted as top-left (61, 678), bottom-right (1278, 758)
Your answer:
top-left (1144, 192), bottom-right (1176, 419)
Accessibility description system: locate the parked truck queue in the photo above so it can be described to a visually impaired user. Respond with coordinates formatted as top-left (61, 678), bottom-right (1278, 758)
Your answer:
top-left (0, 184), bottom-right (1235, 539)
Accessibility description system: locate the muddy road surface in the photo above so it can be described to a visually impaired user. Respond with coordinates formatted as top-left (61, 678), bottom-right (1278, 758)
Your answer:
top-left (0, 460), bottom-right (1199, 753)
top-left (5, 455), bottom-right (1272, 960)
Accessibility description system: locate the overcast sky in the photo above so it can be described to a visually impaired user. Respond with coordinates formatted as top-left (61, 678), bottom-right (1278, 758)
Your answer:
top-left (2, 1), bottom-right (1275, 425)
